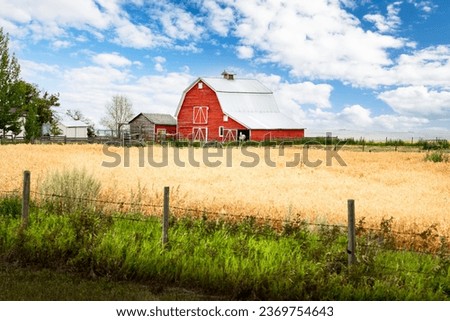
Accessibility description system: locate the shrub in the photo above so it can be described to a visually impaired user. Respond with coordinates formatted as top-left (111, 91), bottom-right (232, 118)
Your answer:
top-left (424, 151), bottom-right (449, 163)
top-left (40, 168), bottom-right (101, 215)
top-left (421, 140), bottom-right (450, 150)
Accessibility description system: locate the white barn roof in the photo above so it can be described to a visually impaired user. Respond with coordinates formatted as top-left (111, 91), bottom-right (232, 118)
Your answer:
top-left (176, 77), bottom-right (303, 130)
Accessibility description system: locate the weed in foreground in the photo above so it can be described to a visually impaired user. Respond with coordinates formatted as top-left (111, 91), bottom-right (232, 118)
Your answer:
top-left (0, 194), bottom-right (21, 219)
top-left (39, 168), bottom-right (101, 215)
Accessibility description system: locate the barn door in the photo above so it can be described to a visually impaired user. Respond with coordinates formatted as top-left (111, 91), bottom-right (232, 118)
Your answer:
top-left (192, 127), bottom-right (208, 141)
top-left (222, 129), bottom-right (237, 142)
top-left (193, 106), bottom-right (208, 124)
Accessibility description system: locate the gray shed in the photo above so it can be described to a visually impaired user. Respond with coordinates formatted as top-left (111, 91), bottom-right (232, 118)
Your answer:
top-left (128, 113), bottom-right (177, 141)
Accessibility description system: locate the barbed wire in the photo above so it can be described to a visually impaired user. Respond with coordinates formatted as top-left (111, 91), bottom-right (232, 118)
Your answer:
top-left (30, 190), bottom-right (164, 210)
top-left (0, 190), bottom-right (19, 195)
top-left (356, 225), bottom-right (438, 238)
top-left (2, 189), bottom-right (448, 257)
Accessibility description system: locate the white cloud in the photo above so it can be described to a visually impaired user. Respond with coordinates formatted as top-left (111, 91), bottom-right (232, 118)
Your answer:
top-left (113, 20), bottom-right (169, 49)
top-left (153, 56), bottom-right (166, 72)
top-left (156, 2), bottom-right (203, 41)
top-left (231, 0), bottom-right (405, 87)
top-left (0, 0), bottom-right (112, 35)
top-left (236, 45), bottom-right (254, 59)
top-left (407, 0), bottom-right (437, 14)
top-left (0, 0), bottom-right (202, 50)
top-left (363, 2), bottom-right (402, 33)
top-left (305, 104), bottom-right (430, 133)
top-left (201, 0), bottom-right (235, 36)
top-left (389, 45), bottom-right (450, 88)
top-left (340, 104), bottom-right (374, 127)
top-left (373, 114), bottom-right (429, 130)
top-left (54, 60), bottom-right (193, 126)
top-left (276, 82), bottom-right (333, 109)
top-left (20, 60), bottom-right (60, 80)
top-left (52, 40), bottom-right (72, 50)
top-left (378, 86), bottom-right (450, 117)
top-left (92, 53), bottom-right (132, 68)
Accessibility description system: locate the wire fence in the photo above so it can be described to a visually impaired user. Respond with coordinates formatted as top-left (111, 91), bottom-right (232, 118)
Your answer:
top-left (1, 180), bottom-right (449, 278)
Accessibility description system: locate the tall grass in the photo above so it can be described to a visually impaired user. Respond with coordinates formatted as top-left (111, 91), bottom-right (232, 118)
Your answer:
top-left (1, 206), bottom-right (449, 300)
top-left (39, 168), bottom-right (101, 214)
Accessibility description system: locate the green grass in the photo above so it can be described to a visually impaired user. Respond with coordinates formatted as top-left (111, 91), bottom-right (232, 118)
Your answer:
top-left (0, 262), bottom-right (222, 300)
top-left (1, 203), bottom-right (449, 300)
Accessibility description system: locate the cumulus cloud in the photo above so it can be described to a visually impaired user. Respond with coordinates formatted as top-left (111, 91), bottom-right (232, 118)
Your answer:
top-left (236, 45), bottom-right (254, 59)
top-left (113, 20), bottom-right (169, 49)
top-left (305, 104), bottom-right (429, 133)
top-left (91, 52), bottom-right (133, 68)
top-left (340, 104), bottom-right (374, 127)
top-left (51, 40), bottom-right (72, 50)
top-left (153, 56), bottom-right (166, 72)
top-left (59, 65), bottom-right (193, 125)
top-left (364, 2), bottom-right (402, 33)
top-left (389, 45), bottom-right (450, 88)
top-left (201, 0), bottom-right (235, 36)
top-left (20, 60), bottom-right (60, 81)
top-left (407, 0), bottom-right (437, 14)
top-left (378, 86), bottom-right (450, 117)
top-left (156, 2), bottom-right (203, 41)
top-left (276, 82), bottom-right (333, 109)
top-left (230, 0), bottom-right (406, 87)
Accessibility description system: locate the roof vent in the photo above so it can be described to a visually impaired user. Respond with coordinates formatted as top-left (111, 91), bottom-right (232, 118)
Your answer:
top-left (221, 70), bottom-right (235, 80)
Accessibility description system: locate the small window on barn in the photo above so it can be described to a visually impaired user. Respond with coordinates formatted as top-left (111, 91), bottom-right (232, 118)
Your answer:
top-left (198, 82), bottom-right (203, 89)
top-left (219, 126), bottom-right (224, 137)
top-left (223, 115), bottom-right (228, 122)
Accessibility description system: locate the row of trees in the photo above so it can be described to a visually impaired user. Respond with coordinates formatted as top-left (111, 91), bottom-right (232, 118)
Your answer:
top-left (0, 28), bottom-right (60, 142)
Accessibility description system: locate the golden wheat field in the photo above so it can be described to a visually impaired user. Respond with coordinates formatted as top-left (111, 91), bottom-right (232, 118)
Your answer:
top-left (1, 144), bottom-right (449, 237)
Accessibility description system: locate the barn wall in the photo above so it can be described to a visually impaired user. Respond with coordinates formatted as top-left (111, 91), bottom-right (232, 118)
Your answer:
top-left (155, 124), bottom-right (177, 141)
top-left (129, 114), bottom-right (155, 141)
top-left (155, 124), bottom-right (177, 134)
top-left (177, 81), bottom-right (245, 141)
top-left (251, 129), bottom-right (305, 141)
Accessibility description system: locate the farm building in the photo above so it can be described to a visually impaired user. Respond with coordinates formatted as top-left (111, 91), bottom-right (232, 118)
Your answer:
top-left (128, 113), bottom-right (177, 141)
top-left (57, 120), bottom-right (89, 138)
top-left (175, 72), bottom-right (305, 142)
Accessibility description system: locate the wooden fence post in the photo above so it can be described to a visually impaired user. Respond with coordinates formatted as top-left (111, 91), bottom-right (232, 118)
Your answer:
top-left (347, 199), bottom-right (356, 266)
top-left (22, 170), bottom-right (31, 229)
top-left (162, 186), bottom-right (169, 247)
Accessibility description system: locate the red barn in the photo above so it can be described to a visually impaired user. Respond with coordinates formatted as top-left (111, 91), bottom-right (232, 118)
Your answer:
top-left (175, 72), bottom-right (304, 142)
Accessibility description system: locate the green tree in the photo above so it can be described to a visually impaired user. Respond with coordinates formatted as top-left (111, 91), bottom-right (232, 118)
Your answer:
top-left (24, 104), bottom-right (40, 142)
top-left (0, 28), bottom-right (21, 138)
top-left (0, 28), bottom-right (60, 140)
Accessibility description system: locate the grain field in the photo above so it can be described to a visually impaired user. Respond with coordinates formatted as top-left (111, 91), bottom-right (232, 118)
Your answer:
top-left (1, 144), bottom-right (448, 237)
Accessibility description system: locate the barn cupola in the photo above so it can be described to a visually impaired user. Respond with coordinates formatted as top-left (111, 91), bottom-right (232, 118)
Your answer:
top-left (221, 70), bottom-right (235, 80)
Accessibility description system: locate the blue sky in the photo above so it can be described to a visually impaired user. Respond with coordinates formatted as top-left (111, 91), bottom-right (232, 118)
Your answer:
top-left (1, 0), bottom-right (449, 139)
